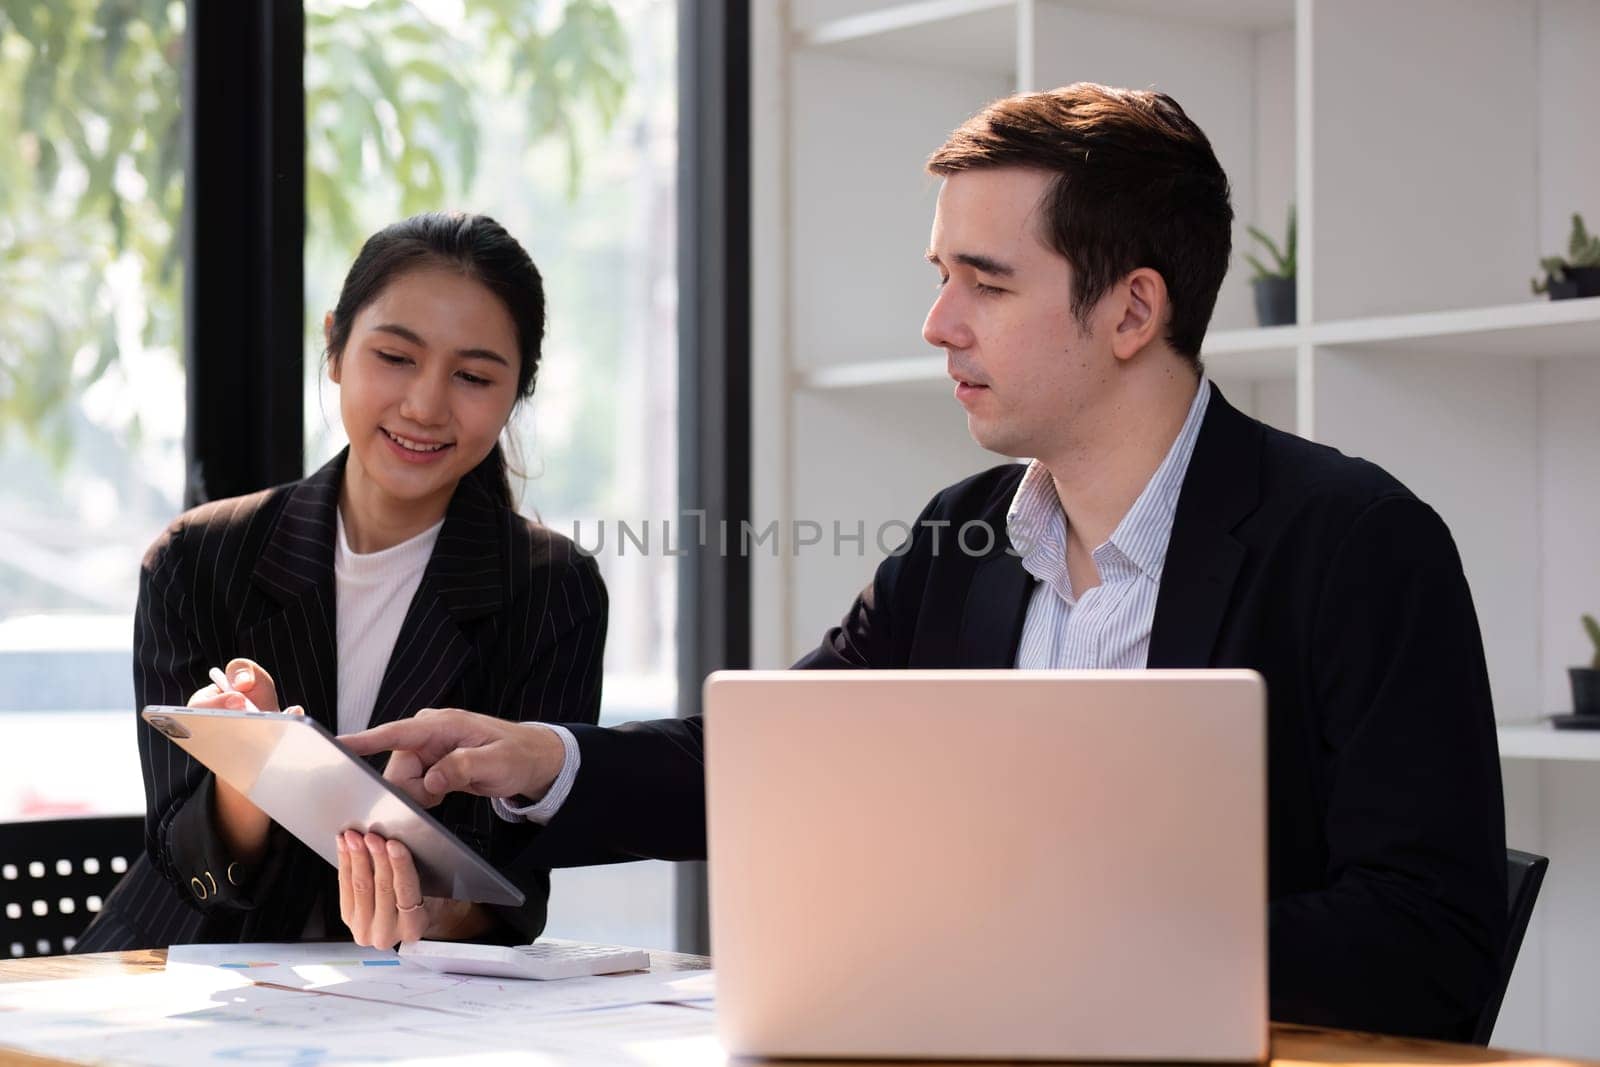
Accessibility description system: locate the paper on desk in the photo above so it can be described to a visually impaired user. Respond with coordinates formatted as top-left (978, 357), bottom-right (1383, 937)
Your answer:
top-left (0, 964), bottom-right (725, 1066)
top-left (168, 941), bottom-right (716, 1017)
top-left (0, 965), bottom-right (253, 1022)
top-left (647, 968), bottom-right (714, 1005)
top-left (405, 1001), bottom-right (727, 1065)
top-left (166, 939), bottom-right (433, 989)
top-left (0, 969), bottom-right (468, 1066)
top-left (385, 967), bottom-right (717, 1019)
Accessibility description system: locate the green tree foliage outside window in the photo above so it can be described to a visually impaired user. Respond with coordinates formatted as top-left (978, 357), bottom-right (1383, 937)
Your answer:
top-left (0, 0), bottom-right (628, 465)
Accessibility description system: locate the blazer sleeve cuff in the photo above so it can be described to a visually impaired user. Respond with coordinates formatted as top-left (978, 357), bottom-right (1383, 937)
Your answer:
top-left (163, 775), bottom-right (279, 914)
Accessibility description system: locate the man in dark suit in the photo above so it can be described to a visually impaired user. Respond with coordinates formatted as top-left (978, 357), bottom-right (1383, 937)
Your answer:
top-left (344, 83), bottom-right (1506, 1041)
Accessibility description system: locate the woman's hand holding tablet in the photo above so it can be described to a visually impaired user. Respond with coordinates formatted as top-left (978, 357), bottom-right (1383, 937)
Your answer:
top-left (336, 830), bottom-right (493, 949)
top-left (141, 702), bottom-right (527, 932)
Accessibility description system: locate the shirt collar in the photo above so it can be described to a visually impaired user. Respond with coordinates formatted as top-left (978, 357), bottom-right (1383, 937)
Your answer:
top-left (1006, 459), bottom-right (1071, 598)
top-left (1109, 376), bottom-right (1210, 580)
top-left (1006, 377), bottom-right (1211, 593)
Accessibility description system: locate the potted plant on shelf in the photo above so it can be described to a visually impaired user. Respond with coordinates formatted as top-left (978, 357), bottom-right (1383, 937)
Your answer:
top-left (1245, 204), bottom-right (1296, 327)
top-left (1573, 614), bottom-right (1600, 718)
top-left (1531, 213), bottom-right (1600, 300)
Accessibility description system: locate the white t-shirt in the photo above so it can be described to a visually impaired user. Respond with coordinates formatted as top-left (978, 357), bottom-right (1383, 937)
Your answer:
top-left (333, 509), bottom-right (445, 735)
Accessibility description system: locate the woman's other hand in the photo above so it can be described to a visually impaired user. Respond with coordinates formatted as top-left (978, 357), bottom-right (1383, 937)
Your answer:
top-left (187, 657), bottom-right (289, 713)
top-left (337, 830), bottom-right (492, 948)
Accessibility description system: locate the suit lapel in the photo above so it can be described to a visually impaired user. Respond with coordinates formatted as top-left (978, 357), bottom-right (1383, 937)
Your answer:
top-left (952, 481), bottom-right (1036, 668)
top-left (955, 551), bottom-right (1035, 667)
top-left (244, 455), bottom-right (343, 730)
top-left (364, 460), bottom-right (506, 731)
top-left (1147, 384), bottom-right (1261, 668)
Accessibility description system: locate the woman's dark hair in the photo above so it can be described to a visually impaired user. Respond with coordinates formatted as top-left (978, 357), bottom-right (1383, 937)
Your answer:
top-left (928, 83), bottom-right (1234, 368)
top-left (325, 211), bottom-right (545, 507)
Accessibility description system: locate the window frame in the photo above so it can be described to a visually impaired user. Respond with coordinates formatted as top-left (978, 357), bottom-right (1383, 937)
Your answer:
top-left (184, 0), bottom-right (749, 955)
top-left (675, 0), bottom-right (751, 956)
top-left (184, 0), bottom-right (306, 507)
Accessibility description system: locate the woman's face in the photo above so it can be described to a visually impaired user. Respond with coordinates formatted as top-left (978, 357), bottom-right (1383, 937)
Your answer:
top-left (330, 267), bottom-right (522, 521)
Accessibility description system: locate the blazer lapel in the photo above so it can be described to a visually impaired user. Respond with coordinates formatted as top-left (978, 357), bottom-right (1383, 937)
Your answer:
top-left (364, 460), bottom-right (506, 732)
top-left (1147, 384), bottom-right (1260, 669)
top-left (955, 534), bottom-right (1035, 668)
top-left (243, 455), bottom-right (343, 731)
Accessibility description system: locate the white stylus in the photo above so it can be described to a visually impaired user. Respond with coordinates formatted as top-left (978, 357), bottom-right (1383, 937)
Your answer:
top-left (209, 667), bottom-right (261, 712)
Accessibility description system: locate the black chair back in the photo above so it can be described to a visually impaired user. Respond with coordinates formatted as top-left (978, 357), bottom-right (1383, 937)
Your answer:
top-left (1472, 847), bottom-right (1550, 1046)
top-left (0, 816), bottom-right (143, 958)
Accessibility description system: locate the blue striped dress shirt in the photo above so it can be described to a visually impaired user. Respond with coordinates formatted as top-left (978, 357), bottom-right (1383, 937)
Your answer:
top-left (1009, 379), bottom-right (1210, 669)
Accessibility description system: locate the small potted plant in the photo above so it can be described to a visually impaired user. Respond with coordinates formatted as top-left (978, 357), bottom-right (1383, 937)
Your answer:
top-left (1573, 614), bottom-right (1600, 717)
top-left (1531, 213), bottom-right (1600, 300)
top-left (1245, 204), bottom-right (1296, 327)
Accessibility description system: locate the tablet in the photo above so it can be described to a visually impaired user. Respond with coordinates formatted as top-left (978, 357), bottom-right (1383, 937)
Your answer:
top-left (141, 705), bottom-right (525, 907)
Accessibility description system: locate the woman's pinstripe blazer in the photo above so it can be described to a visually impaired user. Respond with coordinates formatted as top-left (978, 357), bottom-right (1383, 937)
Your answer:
top-left (76, 449), bottom-right (607, 951)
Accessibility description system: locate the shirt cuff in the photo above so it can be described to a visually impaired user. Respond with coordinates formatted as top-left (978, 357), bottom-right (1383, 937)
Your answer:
top-left (490, 723), bottom-right (579, 825)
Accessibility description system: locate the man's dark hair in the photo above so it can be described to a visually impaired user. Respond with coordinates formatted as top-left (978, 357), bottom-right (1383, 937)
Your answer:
top-left (927, 83), bottom-right (1234, 365)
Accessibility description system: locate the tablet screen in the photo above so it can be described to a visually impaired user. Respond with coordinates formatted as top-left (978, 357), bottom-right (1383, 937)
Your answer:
top-left (142, 705), bottom-right (525, 906)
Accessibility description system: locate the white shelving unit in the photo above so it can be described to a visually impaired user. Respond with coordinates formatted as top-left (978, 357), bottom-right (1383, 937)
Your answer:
top-left (795, 300), bottom-right (1600, 392)
top-left (1312, 299), bottom-right (1600, 359)
top-left (794, 325), bottom-right (1304, 389)
top-left (752, 0), bottom-right (1600, 1055)
top-left (1499, 724), bottom-right (1600, 763)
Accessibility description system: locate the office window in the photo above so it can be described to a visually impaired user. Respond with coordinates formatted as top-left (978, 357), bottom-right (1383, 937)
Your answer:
top-left (302, 0), bottom-right (679, 947)
top-left (0, 3), bottom-right (186, 819)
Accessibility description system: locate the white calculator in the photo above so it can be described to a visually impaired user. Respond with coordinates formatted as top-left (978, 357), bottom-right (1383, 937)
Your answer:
top-left (398, 939), bottom-right (651, 980)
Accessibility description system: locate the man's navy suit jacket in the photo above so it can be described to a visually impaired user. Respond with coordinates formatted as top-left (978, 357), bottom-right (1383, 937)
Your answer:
top-left (512, 384), bottom-right (1508, 1041)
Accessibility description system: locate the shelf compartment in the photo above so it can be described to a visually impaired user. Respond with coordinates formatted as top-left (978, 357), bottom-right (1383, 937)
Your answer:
top-left (1201, 326), bottom-right (1301, 379)
top-left (1498, 723), bottom-right (1600, 762)
top-left (796, 356), bottom-right (947, 391)
top-left (792, 297), bottom-right (1600, 393)
top-left (1310, 297), bottom-right (1600, 359)
top-left (794, 0), bottom-right (1017, 76)
top-left (1048, 0), bottom-right (1291, 30)
top-left (796, 326), bottom-right (1301, 391)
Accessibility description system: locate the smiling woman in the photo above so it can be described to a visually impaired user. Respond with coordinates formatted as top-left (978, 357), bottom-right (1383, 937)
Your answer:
top-left (75, 213), bottom-right (608, 954)
top-left (329, 267), bottom-right (524, 552)
top-left (323, 215), bottom-right (547, 544)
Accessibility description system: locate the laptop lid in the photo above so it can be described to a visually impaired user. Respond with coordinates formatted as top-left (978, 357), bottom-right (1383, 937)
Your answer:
top-left (704, 669), bottom-right (1266, 1062)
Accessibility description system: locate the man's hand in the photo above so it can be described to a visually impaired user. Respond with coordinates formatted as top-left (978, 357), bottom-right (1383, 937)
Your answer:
top-left (339, 708), bottom-right (566, 809)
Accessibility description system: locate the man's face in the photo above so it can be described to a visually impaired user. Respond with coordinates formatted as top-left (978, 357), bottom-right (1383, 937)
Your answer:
top-left (922, 167), bottom-right (1117, 462)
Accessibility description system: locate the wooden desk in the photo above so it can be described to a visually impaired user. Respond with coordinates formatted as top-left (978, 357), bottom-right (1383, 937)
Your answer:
top-left (0, 951), bottom-right (1588, 1067)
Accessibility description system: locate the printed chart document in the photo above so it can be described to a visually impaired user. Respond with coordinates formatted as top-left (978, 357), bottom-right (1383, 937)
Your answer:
top-left (0, 942), bottom-right (722, 1066)
top-left (167, 941), bottom-right (715, 1015)
top-left (0, 969), bottom-right (465, 1064)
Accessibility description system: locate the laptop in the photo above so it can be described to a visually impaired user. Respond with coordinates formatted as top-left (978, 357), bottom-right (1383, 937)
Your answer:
top-left (703, 669), bottom-right (1266, 1062)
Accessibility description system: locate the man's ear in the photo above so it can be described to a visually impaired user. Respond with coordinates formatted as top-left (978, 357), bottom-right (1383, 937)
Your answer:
top-left (1110, 268), bottom-right (1169, 361)
top-left (324, 311), bottom-right (341, 384)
